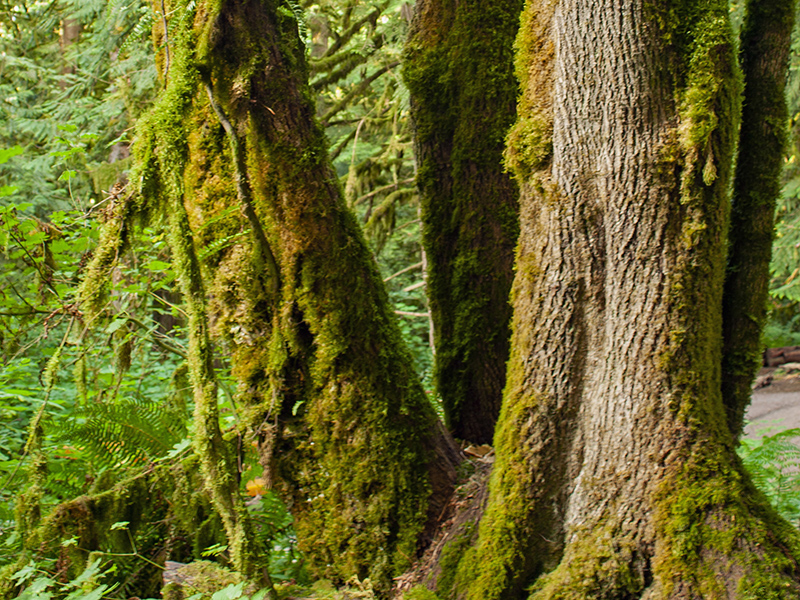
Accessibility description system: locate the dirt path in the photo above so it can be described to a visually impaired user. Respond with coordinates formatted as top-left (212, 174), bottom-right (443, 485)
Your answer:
top-left (745, 369), bottom-right (800, 438)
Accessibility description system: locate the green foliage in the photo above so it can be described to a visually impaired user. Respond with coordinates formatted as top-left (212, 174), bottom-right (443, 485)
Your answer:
top-left (739, 428), bottom-right (800, 526)
top-left (62, 396), bottom-right (187, 470)
top-left (12, 559), bottom-right (115, 600)
top-left (765, 11), bottom-right (800, 341)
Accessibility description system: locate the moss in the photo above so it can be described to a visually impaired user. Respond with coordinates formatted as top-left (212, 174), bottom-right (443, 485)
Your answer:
top-left (78, 0), bottom-right (457, 594)
top-left (161, 560), bottom-right (240, 600)
top-left (403, 0), bottom-right (521, 443)
top-left (526, 522), bottom-right (645, 600)
top-left (652, 444), bottom-right (800, 598)
top-left (131, 2), bottom-right (272, 588)
top-left (503, 0), bottom-right (555, 181)
top-left (404, 586), bottom-right (441, 600)
top-left (187, 1), bottom-right (450, 592)
top-left (435, 525), bottom-right (474, 599)
top-left (454, 386), bottom-right (552, 600)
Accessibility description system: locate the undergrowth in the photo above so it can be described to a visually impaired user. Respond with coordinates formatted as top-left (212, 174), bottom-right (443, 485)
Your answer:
top-left (738, 426), bottom-right (800, 526)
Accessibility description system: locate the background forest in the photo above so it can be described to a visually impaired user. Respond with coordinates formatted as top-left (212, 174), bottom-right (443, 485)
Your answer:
top-left (1, 0), bottom-right (800, 598)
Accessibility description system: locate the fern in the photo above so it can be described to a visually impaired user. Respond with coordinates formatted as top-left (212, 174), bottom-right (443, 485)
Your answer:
top-left (739, 427), bottom-right (800, 525)
top-left (197, 231), bottom-right (248, 262)
top-left (60, 397), bottom-right (187, 471)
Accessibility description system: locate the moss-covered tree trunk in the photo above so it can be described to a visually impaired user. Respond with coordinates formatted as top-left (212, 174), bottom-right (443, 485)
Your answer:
top-left (448, 0), bottom-right (800, 598)
top-left (403, 0), bottom-right (520, 444)
top-left (722, 0), bottom-right (796, 439)
top-left (94, 0), bottom-right (461, 592)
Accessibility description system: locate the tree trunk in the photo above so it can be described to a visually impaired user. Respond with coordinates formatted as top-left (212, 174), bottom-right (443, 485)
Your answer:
top-left (404, 0), bottom-right (521, 444)
top-left (722, 0), bottom-right (795, 440)
top-left (451, 1), bottom-right (800, 598)
top-left (127, 0), bottom-right (461, 592)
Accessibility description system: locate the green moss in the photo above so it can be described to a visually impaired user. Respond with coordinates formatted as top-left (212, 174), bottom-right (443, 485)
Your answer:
top-left (526, 523), bottom-right (644, 600)
top-left (435, 525), bottom-right (475, 598)
top-left (403, 0), bottom-right (521, 443)
top-left (455, 386), bottom-right (549, 600)
top-left (503, 0), bottom-right (555, 181)
top-left (161, 560), bottom-right (240, 600)
top-left (404, 586), bottom-right (441, 600)
top-left (653, 445), bottom-right (800, 598)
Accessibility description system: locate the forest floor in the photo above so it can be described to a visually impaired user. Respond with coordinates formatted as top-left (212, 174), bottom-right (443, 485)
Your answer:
top-left (746, 365), bottom-right (800, 438)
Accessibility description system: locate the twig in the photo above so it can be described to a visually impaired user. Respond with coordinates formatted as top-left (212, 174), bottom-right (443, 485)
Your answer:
top-left (354, 178), bottom-right (415, 207)
top-left (384, 261), bottom-right (423, 283)
top-left (394, 310), bottom-right (430, 318)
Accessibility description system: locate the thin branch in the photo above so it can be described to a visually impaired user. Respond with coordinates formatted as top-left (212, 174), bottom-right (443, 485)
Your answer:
top-left (402, 281), bottom-right (426, 293)
top-left (122, 314), bottom-right (187, 359)
top-left (319, 62), bottom-right (399, 126)
top-left (354, 178), bottom-right (415, 206)
top-left (317, 4), bottom-right (385, 61)
top-left (330, 128), bottom-right (357, 162)
top-left (384, 261), bottom-right (423, 283)
top-left (394, 310), bottom-right (430, 318)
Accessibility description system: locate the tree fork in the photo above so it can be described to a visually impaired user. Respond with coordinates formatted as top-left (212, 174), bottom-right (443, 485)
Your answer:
top-left (721, 0), bottom-right (796, 439)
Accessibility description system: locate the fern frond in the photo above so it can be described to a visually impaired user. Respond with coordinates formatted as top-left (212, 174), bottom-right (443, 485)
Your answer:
top-left (197, 231), bottom-right (247, 262)
top-left (60, 396), bottom-right (187, 471)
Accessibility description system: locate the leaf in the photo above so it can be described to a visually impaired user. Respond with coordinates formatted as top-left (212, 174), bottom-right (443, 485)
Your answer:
top-left (64, 559), bottom-right (103, 590)
top-left (110, 521), bottom-right (129, 531)
top-left (144, 260), bottom-right (172, 272)
top-left (106, 319), bottom-right (127, 334)
top-left (58, 170), bottom-right (77, 182)
top-left (0, 145), bottom-right (23, 164)
top-left (166, 438), bottom-right (191, 458)
top-left (64, 585), bottom-right (110, 600)
top-left (211, 583), bottom-right (244, 600)
top-left (12, 562), bottom-right (37, 583)
top-left (0, 185), bottom-right (18, 197)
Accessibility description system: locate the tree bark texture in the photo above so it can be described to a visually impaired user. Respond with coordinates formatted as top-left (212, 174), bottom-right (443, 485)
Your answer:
top-left (722, 0), bottom-right (796, 440)
top-left (404, 0), bottom-right (521, 444)
top-left (128, 0), bottom-right (461, 592)
top-left (451, 1), bottom-right (800, 598)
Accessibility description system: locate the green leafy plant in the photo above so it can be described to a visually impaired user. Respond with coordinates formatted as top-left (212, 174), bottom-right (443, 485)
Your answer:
top-left (12, 558), bottom-right (115, 600)
top-left (739, 427), bottom-right (800, 525)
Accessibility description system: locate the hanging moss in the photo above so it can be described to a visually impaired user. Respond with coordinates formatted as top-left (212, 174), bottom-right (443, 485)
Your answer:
top-left (74, 0), bottom-right (460, 594)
